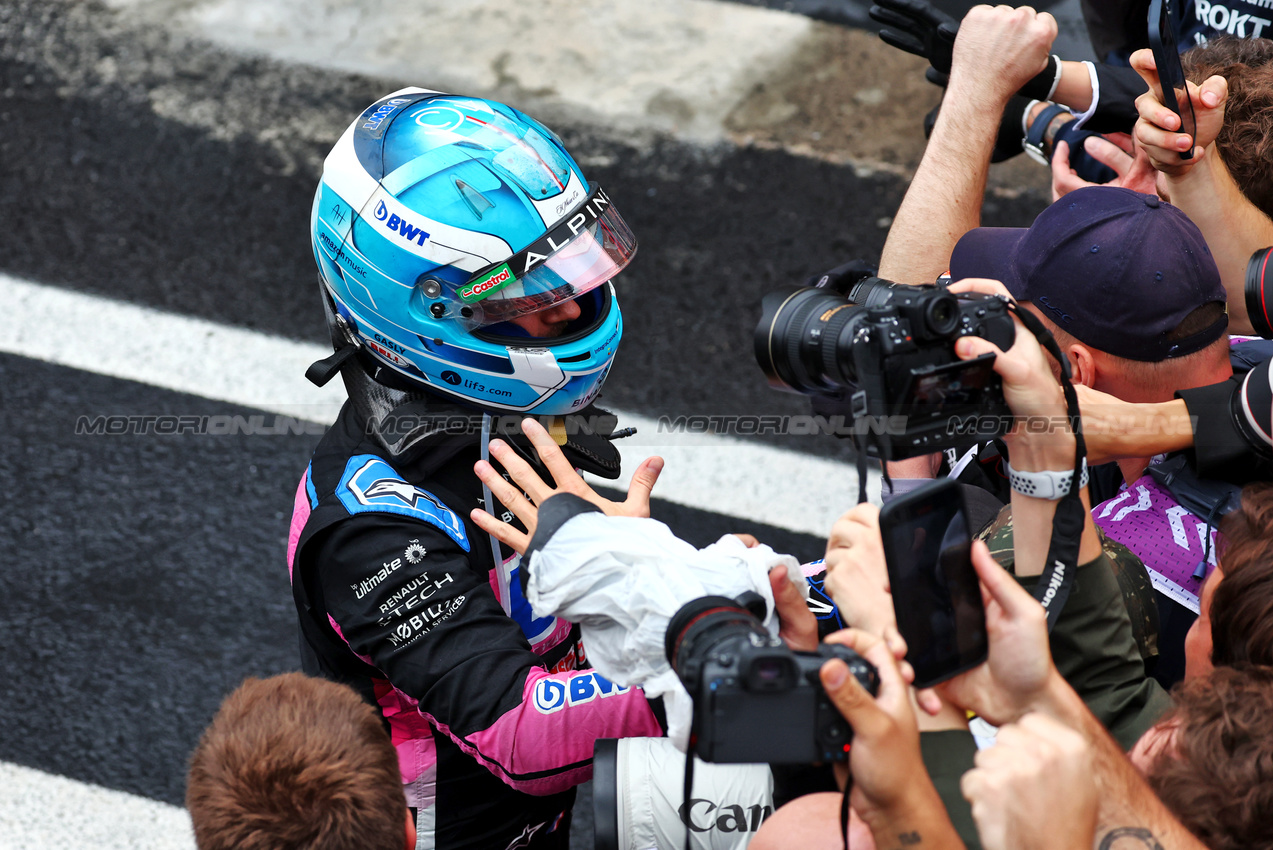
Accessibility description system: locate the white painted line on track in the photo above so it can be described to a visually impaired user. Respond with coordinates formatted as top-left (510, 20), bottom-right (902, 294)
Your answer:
top-left (0, 761), bottom-right (194, 850)
top-left (1, 272), bottom-right (876, 537)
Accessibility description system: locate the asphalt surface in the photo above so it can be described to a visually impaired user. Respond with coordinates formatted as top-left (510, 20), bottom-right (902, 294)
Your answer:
top-left (0, 0), bottom-right (1074, 846)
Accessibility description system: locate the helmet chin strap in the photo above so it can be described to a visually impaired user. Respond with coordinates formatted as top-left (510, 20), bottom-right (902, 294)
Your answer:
top-left (482, 412), bottom-right (514, 616)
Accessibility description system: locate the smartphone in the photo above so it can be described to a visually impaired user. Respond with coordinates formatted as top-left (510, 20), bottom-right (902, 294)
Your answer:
top-left (1148, 0), bottom-right (1196, 159)
top-left (879, 478), bottom-right (988, 688)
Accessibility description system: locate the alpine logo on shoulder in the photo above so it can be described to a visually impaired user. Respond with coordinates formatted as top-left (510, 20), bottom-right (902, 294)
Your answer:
top-left (337, 455), bottom-right (470, 551)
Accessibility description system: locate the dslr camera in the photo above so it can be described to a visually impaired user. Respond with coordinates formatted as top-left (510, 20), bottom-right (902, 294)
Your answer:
top-left (665, 593), bottom-right (879, 764)
top-left (755, 270), bottom-right (1016, 459)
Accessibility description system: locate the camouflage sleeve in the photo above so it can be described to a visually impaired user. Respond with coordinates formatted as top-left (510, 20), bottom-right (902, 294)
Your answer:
top-left (977, 504), bottom-right (1160, 663)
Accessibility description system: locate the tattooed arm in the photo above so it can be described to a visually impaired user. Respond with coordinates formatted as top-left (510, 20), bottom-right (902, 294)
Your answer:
top-left (1009, 618), bottom-right (1208, 850)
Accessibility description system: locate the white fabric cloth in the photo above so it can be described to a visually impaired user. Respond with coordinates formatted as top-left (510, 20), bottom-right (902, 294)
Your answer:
top-left (525, 513), bottom-right (804, 750)
top-left (614, 737), bottom-right (773, 850)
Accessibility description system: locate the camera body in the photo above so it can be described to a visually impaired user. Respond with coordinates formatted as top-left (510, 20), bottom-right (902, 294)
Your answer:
top-left (666, 595), bottom-right (879, 764)
top-left (756, 276), bottom-right (1016, 459)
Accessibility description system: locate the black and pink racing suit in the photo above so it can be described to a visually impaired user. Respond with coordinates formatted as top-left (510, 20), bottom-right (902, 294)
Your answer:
top-left (287, 404), bottom-right (663, 849)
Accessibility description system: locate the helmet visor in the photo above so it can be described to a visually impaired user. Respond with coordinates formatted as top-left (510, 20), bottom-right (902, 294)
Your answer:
top-left (458, 185), bottom-right (637, 327)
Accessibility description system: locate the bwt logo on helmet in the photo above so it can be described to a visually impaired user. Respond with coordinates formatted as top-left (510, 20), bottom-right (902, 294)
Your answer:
top-left (458, 263), bottom-right (514, 303)
top-left (532, 671), bottom-right (629, 714)
top-left (361, 97), bottom-right (413, 133)
top-left (373, 200), bottom-right (430, 247)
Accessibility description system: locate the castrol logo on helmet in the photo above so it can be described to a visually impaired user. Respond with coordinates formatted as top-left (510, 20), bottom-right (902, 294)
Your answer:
top-left (458, 263), bottom-right (514, 303)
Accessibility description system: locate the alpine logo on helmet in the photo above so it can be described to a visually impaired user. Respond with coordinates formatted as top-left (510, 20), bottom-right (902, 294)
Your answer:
top-left (490, 185), bottom-right (616, 281)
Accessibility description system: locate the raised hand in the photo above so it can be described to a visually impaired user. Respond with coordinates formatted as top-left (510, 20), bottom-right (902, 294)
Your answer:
top-left (471, 417), bottom-right (663, 553)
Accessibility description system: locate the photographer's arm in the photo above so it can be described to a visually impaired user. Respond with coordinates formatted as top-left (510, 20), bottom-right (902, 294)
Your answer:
top-left (823, 629), bottom-right (967, 850)
top-left (1032, 667), bottom-right (1208, 850)
top-left (946, 281), bottom-right (1101, 578)
top-left (960, 713), bottom-right (1097, 850)
top-left (1129, 48), bottom-right (1273, 336)
top-left (1077, 385), bottom-right (1193, 465)
top-left (935, 543), bottom-right (1203, 849)
top-left (1082, 367), bottom-right (1273, 484)
top-left (1156, 153), bottom-right (1271, 337)
top-left (878, 6), bottom-right (1057, 285)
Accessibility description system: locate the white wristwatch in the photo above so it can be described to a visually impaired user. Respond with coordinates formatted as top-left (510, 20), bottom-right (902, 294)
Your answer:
top-left (1004, 459), bottom-right (1089, 500)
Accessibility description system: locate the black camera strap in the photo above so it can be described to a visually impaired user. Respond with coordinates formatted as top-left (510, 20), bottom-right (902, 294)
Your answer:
top-left (1004, 303), bottom-right (1085, 632)
top-left (849, 303), bottom-right (1085, 629)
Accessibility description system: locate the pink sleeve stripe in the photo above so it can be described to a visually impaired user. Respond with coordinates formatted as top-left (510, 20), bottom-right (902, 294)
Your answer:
top-left (422, 667), bottom-right (663, 796)
top-left (286, 471), bottom-right (312, 581)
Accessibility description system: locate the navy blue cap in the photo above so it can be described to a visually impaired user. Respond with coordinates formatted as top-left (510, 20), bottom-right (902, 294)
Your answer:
top-left (950, 187), bottom-right (1227, 361)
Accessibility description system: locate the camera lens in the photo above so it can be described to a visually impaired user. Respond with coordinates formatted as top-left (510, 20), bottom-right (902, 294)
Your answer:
top-left (1245, 247), bottom-right (1273, 339)
top-left (665, 596), bottom-right (768, 692)
top-left (753, 288), bottom-right (865, 394)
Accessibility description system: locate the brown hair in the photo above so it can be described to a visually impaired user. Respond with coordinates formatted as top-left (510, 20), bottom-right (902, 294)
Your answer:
top-left (1145, 665), bottom-right (1273, 850)
top-left (1210, 483), bottom-right (1273, 669)
top-left (186, 673), bottom-right (406, 850)
top-left (1183, 37), bottom-right (1273, 220)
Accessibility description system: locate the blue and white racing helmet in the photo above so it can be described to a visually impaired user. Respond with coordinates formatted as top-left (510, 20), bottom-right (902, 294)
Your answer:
top-left (311, 88), bottom-right (637, 415)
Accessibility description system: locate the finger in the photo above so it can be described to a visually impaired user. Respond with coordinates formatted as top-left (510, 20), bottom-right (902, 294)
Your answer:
top-left (1129, 48), bottom-right (1164, 100)
top-left (1135, 116), bottom-right (1187, 154)
top-left (946, 277), bottom-right (1014, 301)
top-left (733, 533), bottom-right (760, 548)
top-left (470, 507), bottom-right (531, 554)
top-left (1105, 131), bottom-right (1135, 155)
top-left (520, 418), bottom-right (583, 492)
top-left (1038, 10), bottom-right (1058, 40)
top-left (882, 624), bottom-right (909, 661)
top-left (870, 6), bottom-right (920, 31)
top-left (847, 502), bottom-right (882, 531)
top-left (821, 632), bottom-right (908, 732)
top-left (953, 332), bottom-right (1008, 365)
top-left (772, 566), bottom-right (818, 652)
top-left (879, 29), bottom-right (927, 58)
top-left (915, 686), bottom-right (944, 715)
top-left (959, 767), bottom-right (983, 804)
top-left (1142, 93), bottom-right (1185, 133)
top-left (820, 658), bottom-right (885, 735)
top-left (971, 539), bottom-right (1045, 622)
top-left (474, 459), bottom-right (540, 524)
top-left (1082, 135), bottom-right (1134, 175)
top-left (823, 626), bottom-right (882, 653)
top-left (1050, 140), bottom-right (1086, 197)
top-left (624, 455), bottom-right (664, 512)
top-left (1199, 74), bottom-right (1227, 110)
top-left (1134, 88), bottom-right (1181, 132)
top-left (485, 438), bottom-right (555, 504)
top-left (1134, 117), bottom-right (1190, 162)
